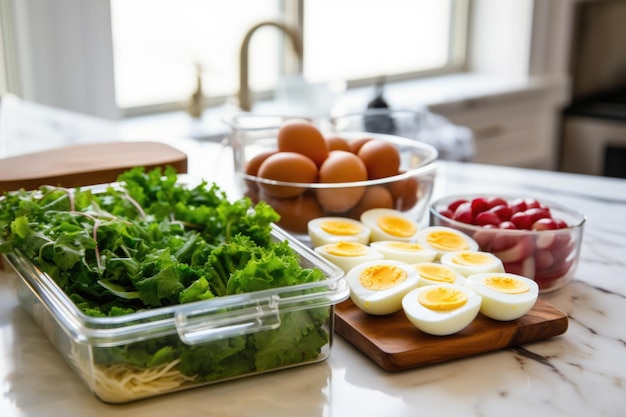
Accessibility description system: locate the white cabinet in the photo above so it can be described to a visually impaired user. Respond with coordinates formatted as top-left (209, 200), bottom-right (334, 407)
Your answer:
top-left (561, 116), bottom-right (626, 176)
top-left (428, 89), bottom-right (560, 170)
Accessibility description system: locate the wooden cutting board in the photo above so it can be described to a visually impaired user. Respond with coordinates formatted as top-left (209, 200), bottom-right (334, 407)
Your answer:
top-left (335, 297), bottom-right (568, 371)
top-left (0, 141), bottom-right (188, 192)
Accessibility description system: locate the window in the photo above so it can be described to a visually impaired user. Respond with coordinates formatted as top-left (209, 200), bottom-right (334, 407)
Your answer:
top-left (111, 0), bottom-right (283, 112)
top-left (111, 0), bottom-right (468, 115)
top-left (302, 0), bottom-right (465, 84)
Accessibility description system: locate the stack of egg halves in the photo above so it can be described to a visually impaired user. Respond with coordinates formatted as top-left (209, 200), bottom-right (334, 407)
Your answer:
top-left (308, 209), bottom-right (539, 336)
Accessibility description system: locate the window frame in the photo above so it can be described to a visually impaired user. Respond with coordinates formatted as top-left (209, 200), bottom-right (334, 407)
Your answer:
top-left (3, 0), bottom-right (556, 121)
top-left (116, 0), bottom-right (470, 117)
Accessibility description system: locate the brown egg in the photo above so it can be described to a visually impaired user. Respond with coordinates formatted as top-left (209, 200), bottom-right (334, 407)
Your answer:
top-left (265, 192), bottom-right (325, 234)
top-left (245, 150), bottom-right (278, 176)
top-left (348, 137), bottom-right (373, 154)
top-left (348, 185), bottom-right (394, 219)
top-left (257, 152), bottom-right (318, 198)
top-left (326, 135), bottom-right (351, 152)
top-left (387, 174), bottom-right (420, 211)
top-left (357, 139), bottom-right (401, 179)
top-left (277, 119), bottom-right (329, 166)
top-left (244, 150), bottom-right (278, 192)
top-left (317, 150), bottom-right (368, 213)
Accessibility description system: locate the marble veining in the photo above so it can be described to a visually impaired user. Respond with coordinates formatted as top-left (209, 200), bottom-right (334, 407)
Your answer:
top-left (1, 102), bottom-right (626, 416)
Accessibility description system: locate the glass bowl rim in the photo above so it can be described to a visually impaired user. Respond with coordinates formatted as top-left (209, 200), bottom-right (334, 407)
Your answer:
top-left (237, 131), bottom-right (439, 189)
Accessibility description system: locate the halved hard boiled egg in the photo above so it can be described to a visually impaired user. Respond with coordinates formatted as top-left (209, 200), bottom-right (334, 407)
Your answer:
top-left (314, 241), bottom-right (384, 273)
top-left (415, 226), bottom-right (479, 259)
top-left (402, 284), bottom-right (482, 336)
top-left (308, 217), bottom-right (371, 248)
top-left (440, 250), bottom-right (505, 277)
top-left (464, 272), bottom-right (539, 321)
top-left (345, 260), bottom-right (420, 315)
top-left (369, 241), bottom-right (438, 264)
top-left (360, 208), bottom-right (419, 242)
top-left (412, 262), bottom-right (466, 286)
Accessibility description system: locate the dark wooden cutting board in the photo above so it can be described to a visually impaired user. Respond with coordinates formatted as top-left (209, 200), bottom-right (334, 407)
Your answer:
top-left (0, 141), bottom-right (188, 193)
top-left (334, 297), bottom-right (568, 371)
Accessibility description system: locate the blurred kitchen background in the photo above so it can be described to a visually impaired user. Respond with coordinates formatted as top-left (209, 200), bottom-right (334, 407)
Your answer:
top-left (0, 0), bottom-right (625, 177)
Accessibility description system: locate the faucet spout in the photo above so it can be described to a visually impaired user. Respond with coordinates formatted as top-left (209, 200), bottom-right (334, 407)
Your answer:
top-left (238, 21), bottom-right (303, 112)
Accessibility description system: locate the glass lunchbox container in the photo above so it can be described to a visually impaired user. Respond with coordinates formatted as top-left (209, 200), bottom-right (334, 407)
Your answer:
top-left (1, 177), bottom-right (349, 404)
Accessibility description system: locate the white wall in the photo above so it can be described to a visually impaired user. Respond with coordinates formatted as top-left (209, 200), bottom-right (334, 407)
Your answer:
top-left (2, 0), bottom-right (119, 118)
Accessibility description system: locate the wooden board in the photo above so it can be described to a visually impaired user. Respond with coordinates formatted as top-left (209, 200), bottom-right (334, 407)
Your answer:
top-left (334, 297), bottom-right (568, 371)
top-left (0, 141), bottom-right (188, 193)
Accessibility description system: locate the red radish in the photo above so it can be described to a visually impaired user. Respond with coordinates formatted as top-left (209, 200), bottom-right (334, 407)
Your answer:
top-left (532, 218), bottom-right (558, 231)
top-left (472, 229), bottom-right (496, 250)
top-left (554, 218), bottom-right (568, 229)
top-left (551, 239), bottom-right (577, 263)
top-left (475, 210), bottom-right (501, 226)
top-left (535, 258), bottom-right (574, 282)
top-left (509, 198), bottom-right (527, 214)
top-left (447, 199), bottom-right (468, 213)
top-left (493, 235), bottom-right (534, 263)
top-left (525, 207), bottom-right (551, 223)
top-left (511, 211), bottom-right (534, 229)
top-left (498, 221), bottom-right (517, 230)
top-left (488, 204), bottom-right (513, 222)
top-left (486, 197), bottom-right (507, 209)
top-left (534, 249), bottom-right (555, 270)
top-left (452, 202), bottom-right (473, 224)
top-left (491, 233), bottom-right (520, 251)
top-left (535, 232), bottom-right (556, 249)
top-left (504, 256), bottom-right (536, 278)
top-left (525, 198), bottom-right (542, 209)
top-left (536, 232), bottom-right (571, 250)
top-left (470, 197), bottom-right (490, 215)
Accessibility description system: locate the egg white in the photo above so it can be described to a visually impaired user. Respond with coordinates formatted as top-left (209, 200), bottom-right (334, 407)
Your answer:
top-left (415, 226), bottom-right (479, 259)
top-left (345, 259), bottom-right (420, 315)
top-left (440, 250), bottom-right (505, 277)
top-left (402, 284), bottom-right (482, 336)
top-left (360, 208), bottom-right (419, 243)
top-left (308, 217), bottom-right (371, 248)
top-left (412, 262), bottom-right (466, 286)
top-left (370, 241), bottom-right (438, 264)
top-left (314, 241), bottom-right (384, 273)
top-left (464, 272), bottom-right (539, 321)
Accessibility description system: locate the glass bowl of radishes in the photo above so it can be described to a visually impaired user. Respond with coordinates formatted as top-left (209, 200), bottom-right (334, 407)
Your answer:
top-left (429, 194), bottom-right (585, 293)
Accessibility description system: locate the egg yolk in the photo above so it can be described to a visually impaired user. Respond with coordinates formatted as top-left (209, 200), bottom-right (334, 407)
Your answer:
top-left (359, 264), bottom-right (408, 291)
top-left (377, 216), bottom-right (417, 238)
top-left (452, 251), bottom-right (493, 265)
top-left (321, 220), bottom-right (362, 236)
top-left (484, 276), bottom-right (530, 294)
top-left (426, 230), bottom-right (469, 251)
top-left (383, 241), bottom-right (425, 252)
top-left (418, 286), bottom-right (468, 311)
top-left (414, 264), bottom-right (457, 283)
top-left (325, 241), bottom-right (368, 257)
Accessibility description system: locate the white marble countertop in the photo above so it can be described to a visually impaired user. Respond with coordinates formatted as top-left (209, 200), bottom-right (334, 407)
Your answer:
top-left (1, 99), bottom-right (626, 416)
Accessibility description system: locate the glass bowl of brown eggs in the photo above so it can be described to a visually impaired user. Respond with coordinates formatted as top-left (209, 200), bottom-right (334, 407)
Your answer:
top-left (224, 114), bottom-right (439, 243)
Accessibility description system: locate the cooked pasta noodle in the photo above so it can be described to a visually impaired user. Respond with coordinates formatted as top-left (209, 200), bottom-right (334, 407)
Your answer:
top-left (70, 349), bottom-right (196, 402)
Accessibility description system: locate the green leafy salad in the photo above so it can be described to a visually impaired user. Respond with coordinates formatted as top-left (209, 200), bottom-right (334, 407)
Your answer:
top-left (0, 166), bottom-right (333, 390)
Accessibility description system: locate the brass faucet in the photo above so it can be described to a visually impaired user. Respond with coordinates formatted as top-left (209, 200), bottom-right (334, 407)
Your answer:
top-left (238, 21), bottom-right (303, 112)
top-left (185, 61), bottom-right (205, 118)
